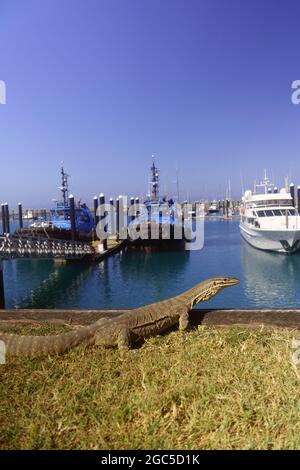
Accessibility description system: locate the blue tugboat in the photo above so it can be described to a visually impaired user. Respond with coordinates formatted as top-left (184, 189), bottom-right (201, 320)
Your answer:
top-left (19, 164), bottom-right (94, 241)
top-left (128, 158), bottom-right (186, 251)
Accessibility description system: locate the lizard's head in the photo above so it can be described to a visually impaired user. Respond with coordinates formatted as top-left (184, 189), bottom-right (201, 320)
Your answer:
top-left (191, 276), bottom-right (240, 308)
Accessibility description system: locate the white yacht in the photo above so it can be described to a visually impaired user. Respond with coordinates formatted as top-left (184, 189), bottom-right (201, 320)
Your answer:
top-left (240, 172), bottom-right (300, 253)
top-left (208, 200), bottom-right (219, 214)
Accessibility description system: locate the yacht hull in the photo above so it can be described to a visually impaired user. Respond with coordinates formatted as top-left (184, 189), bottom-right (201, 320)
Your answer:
top-left (240, 223), bottom-right (300, 253)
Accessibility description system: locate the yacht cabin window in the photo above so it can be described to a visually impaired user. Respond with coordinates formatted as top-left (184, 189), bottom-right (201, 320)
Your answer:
top-left (255, 209), bottom-right (298, 217)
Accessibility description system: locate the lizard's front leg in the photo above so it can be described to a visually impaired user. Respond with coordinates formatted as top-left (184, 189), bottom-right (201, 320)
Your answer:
top-left (117, 327), bottom-right (132, 350)
top-left (179, 311), bottom-right (190, 331)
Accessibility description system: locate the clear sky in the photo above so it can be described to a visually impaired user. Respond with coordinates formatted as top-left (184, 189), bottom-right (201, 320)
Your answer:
top-left (1, 0), bottom-right (300, 207)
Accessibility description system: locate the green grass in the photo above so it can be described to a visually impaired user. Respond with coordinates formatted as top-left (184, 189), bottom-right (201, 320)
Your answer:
top-left (1, 324), bottom-right (300, 449)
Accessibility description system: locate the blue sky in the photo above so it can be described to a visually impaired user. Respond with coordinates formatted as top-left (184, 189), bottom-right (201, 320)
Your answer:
top-left (1, 0), bottom-right (300, 207)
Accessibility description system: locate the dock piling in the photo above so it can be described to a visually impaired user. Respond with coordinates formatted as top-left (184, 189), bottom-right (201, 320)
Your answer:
top-left (69, 194), bottom-right (76, 241)
top-left (18, 203), bottom-right (23, 229)
top-left (1, 204), bottom-right (6, 235)
top-left (4, 203), bottom-right (10, 234)
top-left (135, 197), bottom-right (140, 218)
top-left (93, 196), bottom-right (99, 231)
top-left (118, 196), bottom-right (126, 239)
top-left (116, 198), bottom-right (120, 239)
top-left (110, 198), bottom-right (115, 236)
top-left (99, 193), bottom-right (107, 250)
top-left (290, 183), bottom-right (295, 206)
top-left (130, 197), bottom-right (135, 223)
top-left (0, 260), bottom-right (5, 309)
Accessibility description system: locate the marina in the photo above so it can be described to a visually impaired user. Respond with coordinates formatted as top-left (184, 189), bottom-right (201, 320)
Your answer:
top-left (3, 217), bottom-right (300, 310)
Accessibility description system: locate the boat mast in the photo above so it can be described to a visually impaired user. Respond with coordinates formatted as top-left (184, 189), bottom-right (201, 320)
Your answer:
top-left (255, 169), bottom-right (274, 194)
top-left (150, 156), bottom-right (159, 203)
top-left (59, 162), bottom-right (70, 206)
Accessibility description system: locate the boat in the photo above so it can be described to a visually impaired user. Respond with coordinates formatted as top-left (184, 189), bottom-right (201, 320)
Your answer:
top-left (208, 201), bottom-right (219, 214)
top-left (23, 210), bottom-right (35, 220)
top-left (128, 158), bottom-right (187, 251)
top-left (17, 164), bottom-right (94, 241)
top-left (240, 170), bottom-right (300, 253)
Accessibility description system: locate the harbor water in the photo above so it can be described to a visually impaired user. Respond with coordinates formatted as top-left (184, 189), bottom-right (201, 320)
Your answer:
top-left (1, 217), bottom-right (300, 309)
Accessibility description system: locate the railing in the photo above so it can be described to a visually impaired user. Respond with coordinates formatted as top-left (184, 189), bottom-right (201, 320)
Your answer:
top-left (0, 234), bottom-right (93, 260)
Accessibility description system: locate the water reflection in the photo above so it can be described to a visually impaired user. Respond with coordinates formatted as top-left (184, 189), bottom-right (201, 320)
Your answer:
top-left (240, 238), bottom-right (300, 307)
top-left (91, 250), bottom-right (191, 309)
top-left (7, 260), bottom-right (94, 309)
top-left (4, 218), bottom-right (300, 310)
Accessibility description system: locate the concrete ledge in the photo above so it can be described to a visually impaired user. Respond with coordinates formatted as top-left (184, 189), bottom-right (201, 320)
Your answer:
top-left (0, 309), bottom-right (128, 325)
top-left (1, 308), bottom-right (300, 329)
top-left (190, 309), bottom-right (300, 330)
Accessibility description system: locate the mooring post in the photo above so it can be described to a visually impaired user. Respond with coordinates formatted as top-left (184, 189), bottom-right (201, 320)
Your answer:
top-left (93, 196), bottom-right (99, 235)
top-left (4, 203), bottom-right (10, 235)
top-left (109, 198), bottom-right (115, 237)
top-left (181, 202), bottom-right (186, 240)
top-left (159, 204), bottom-right (163, 241)
top-left (130, 197), bottom-right (135, 223)
top-left (0, 260), bottom-right (5, 309)
top-left (118, 195), bottom-right (126, 240)
top-left (1, 204), bottom-right (6, 235)
top-left (18, 202), bottom-right (23, 229)
top-left (290, 183), bottom-right (295, 206)
top-left (135, 197), bottom-right (140, 218)
top-left (69, 194), bottom-right (76, 241)
top-left (116, 198), bottom-right (120, 240)
top-left (99, 193), bottom-right (107, 250)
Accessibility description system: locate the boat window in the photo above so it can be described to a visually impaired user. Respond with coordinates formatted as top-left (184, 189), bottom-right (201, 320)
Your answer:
top-left (265, 210), bottom-right (274, 217)
top-left (273, 209), bottom-right (282, 216)
top-left (257, 210), bottom-right (266, 217)
top-left (50, 209), bottom-right (70, 219)
top-left (288, 209), bottom-right (296, 216)
top-left (254, 199), bottom-right (291, 207)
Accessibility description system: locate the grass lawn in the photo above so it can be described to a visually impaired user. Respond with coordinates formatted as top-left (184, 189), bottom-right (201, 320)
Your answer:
top-left (1, 323), bottom-right (300, 450)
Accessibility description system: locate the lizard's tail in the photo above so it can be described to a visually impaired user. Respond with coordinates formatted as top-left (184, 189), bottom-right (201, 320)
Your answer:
top-left (0, 319), bottom-right (107, 357)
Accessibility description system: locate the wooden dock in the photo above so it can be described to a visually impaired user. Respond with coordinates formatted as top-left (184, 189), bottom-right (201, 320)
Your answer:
top-left (91, 238), bottom-right (126, 262)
